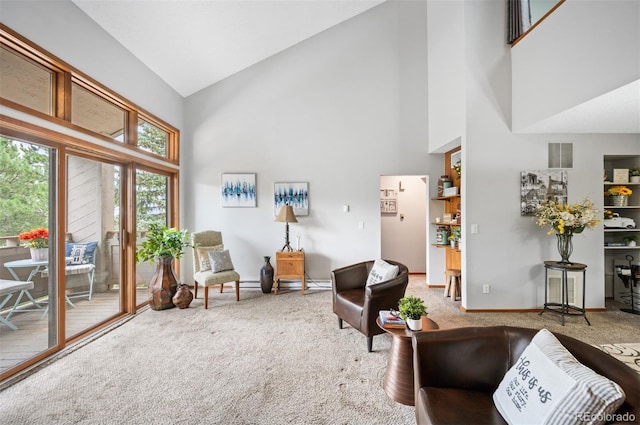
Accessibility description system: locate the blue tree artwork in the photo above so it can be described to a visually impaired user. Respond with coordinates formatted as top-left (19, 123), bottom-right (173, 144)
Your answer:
top-left (221, 173), bottom-right (256, 207)
top-left (274, 182), bottom-right (308, 216)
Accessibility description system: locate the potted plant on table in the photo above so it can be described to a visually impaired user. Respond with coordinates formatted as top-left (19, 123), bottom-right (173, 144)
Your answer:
top-left (136, 223), bottom-right (191, 310)
top-left (398, 295), bottom-right (427, 331)
top-left (630, 168), bottom-right (640, 183)
top-left (19, 227), bottom-right (49, 261)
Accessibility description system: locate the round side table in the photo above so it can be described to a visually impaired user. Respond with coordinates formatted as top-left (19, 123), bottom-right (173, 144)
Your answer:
top-left (376, 316), bottom-right (439, 406)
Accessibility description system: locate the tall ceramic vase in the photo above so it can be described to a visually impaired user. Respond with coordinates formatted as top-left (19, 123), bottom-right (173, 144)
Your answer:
top-left (149, 256), bottom-right (179, 310)
top-left (556, 233), bottom-right (573, 264)
top-left (260, 256), bottom-right (274, 294)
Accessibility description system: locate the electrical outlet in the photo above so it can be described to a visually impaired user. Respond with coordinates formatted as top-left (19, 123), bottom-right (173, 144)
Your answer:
top-left (358, 221), bottom-right (365, 230)
top-left (471, 224), bottom-right (479, 234)
top-left (483, 284), bottom-right (490, 294)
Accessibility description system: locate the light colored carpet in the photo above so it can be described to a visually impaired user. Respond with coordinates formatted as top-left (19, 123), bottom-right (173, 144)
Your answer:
top-left (0, 277), bottom-right (638, 424)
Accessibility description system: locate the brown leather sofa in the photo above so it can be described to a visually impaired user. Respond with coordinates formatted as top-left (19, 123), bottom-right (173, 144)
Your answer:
top-left (412, 326), bottom-right (640, 425)
top-left (331, 260), bottom-right (408, 352)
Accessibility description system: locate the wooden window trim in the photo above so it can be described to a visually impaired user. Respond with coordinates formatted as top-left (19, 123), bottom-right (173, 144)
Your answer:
top-left (0, 23), bottom-right (180, 164)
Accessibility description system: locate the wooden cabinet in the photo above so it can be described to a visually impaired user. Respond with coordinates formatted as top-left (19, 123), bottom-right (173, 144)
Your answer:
top-left (274, 251), bottom-right (305, 295)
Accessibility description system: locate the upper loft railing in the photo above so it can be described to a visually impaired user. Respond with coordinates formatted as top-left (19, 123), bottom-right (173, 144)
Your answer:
top-left (508, 0), bottom-right (565, 46)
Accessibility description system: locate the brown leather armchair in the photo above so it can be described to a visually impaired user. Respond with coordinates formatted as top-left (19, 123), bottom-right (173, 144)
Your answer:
top-left (331, 260), bottom-right (409, 352)
top-left (412, 326), bottom-right (640, 425)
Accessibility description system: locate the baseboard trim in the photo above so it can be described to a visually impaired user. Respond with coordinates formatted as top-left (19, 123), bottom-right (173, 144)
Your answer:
top-left (460, 307), bottom-right (608, 313)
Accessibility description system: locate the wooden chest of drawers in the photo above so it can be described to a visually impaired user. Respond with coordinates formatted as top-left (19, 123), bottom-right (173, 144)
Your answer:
top-left (274, 251), bottom-right (305, 295)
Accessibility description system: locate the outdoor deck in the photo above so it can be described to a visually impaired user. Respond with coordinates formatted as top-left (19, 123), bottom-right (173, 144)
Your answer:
top-left (0, 289), bottom-right (145, 374)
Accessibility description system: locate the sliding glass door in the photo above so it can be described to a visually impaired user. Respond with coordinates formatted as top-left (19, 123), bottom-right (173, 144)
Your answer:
top-left (135, 169), bottom-right (169, 307)
top-left (0, 137), bottom-right (58, 374)
top-left (65, 154), bottom-right (124, 338)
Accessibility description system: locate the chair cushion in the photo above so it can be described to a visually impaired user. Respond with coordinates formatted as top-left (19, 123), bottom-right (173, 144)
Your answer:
top-left (196, 244), bottom-right (224, 271)
top-left (194, 269), bottom-right (240, 286)
top-left (207, 249), bottom-right (235, 273)
top-left (493, 329), bottom-right (625, 425)
top-left (66, 241), bottom-right (98, 265)
top-left (366, 259), bottom-right (399, 286)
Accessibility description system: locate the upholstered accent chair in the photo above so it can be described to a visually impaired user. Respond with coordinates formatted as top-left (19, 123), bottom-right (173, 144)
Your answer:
top-left (331, 260), bottom-right (409, 352)
top-left (191, 230), bottom-right (240, 309)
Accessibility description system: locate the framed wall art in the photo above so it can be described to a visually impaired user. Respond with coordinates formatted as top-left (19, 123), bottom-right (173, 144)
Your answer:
top-left (380, 189), bottom-right (398, 214)
top-left (274, 182), bottom-right (308, 216)
top-left (520, 170), bottom-right (567, 216)
top-left (221, 173), bottom-right (256, 207)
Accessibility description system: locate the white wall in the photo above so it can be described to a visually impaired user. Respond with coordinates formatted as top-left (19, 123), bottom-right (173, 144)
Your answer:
top-left (0, 0), bottom-right (184, 128)
top-left (183, 1), bottom-right (441, 282)
top-left (461, 0), bottom-right (640, 309)
top-left (512, 0), bottom-right (640, 132)
top-left (426, 0), bottom-right (465, 152)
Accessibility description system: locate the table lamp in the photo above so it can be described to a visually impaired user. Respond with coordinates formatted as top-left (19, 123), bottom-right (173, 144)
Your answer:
top-left (275, 205), bottom-right (298, 251)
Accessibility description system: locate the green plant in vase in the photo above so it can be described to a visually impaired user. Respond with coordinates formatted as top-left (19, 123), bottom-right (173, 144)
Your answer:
top-left (136, 223), bottom-right (191, 310)
top-left (398, 295), bottom-right (427, 331)
top-left (623, 234), bottom-right (638, 247)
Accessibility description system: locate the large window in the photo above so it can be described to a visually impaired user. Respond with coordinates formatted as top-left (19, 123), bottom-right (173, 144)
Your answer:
top-left (0, 24), bottom-right (180, 381)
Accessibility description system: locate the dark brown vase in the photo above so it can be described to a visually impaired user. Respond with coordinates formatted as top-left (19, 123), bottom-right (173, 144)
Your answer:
top-left (173, 283), bottom-right (193, 309)
top-left (148, 256), bottom-right (179, 310)
top-left (260, 256), bottom-right (274, 294)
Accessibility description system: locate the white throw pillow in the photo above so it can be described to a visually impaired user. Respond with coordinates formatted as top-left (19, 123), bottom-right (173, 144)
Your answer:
top-left (366, 259), bottom-right (399, 286)
top-left (207, 249), bottom-right (235, 273)
top-left (493, 329), bottom-right (626, 425)
top-left (196, 245), bottom-right (223, 271)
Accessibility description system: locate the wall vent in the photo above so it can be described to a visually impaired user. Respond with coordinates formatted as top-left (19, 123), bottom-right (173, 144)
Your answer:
top-left (547, 276), bottom-right (576, 305)
top-left (548, 142), bottom-right (573, 168)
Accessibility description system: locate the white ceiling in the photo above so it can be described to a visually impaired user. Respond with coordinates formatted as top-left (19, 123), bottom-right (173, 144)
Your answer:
top-left (72, 0), bottom-right (386, 98)
top-left (71, 0), bottom-right (638, 133)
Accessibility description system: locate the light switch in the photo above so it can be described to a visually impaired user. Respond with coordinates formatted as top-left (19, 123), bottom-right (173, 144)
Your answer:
top-left (471, 224), bottom-right (479, 234)
top-left (343, 205), bottom-right (349, 212)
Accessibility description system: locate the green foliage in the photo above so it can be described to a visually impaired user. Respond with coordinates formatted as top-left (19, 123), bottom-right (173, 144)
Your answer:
top-left (113, 124), bottom-right (169, 229)
top-left (630, 168), bottom-right (640, 177)
top-left (0, 138), bottom-right (49, 237)
top-left (135, 223), bottom-right (191, 264)
top-left (398, 295), bottom-right (427, 321)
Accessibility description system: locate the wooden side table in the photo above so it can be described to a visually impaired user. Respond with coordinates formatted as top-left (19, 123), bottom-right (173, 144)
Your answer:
top-left (376, 316), bottom-right (439, 406)
top-left (274, 251), bottom-right (305, 295)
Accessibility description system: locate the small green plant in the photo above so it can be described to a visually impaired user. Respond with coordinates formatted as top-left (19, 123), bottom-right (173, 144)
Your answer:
top-left (629, 168), bottom-right (640, 177)
top-left (398, 295), bottom-right (427, 321)
top-left (136, 223), bottom-right (191, 264)
top-left (623, 234), bottom-right (638, 243)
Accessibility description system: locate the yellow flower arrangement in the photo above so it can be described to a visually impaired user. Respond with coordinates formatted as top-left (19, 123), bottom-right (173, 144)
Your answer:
top-left (535, 198), bottom-right (600, 235)
top-left (605, 186), bottom-right (632, 197)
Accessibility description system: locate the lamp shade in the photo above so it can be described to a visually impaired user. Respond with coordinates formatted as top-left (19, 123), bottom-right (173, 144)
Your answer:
top-left (275, 205), bottom-right (298, 223)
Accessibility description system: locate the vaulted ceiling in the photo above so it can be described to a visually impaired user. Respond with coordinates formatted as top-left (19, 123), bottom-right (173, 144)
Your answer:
top-left (72, 0), bottom-right (386, 98)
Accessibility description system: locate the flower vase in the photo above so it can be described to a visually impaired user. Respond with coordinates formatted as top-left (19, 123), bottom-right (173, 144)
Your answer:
top-left (148, 256), bottom-right (179, 310)
top-left (30, 248), bottom-right (48, 261)
top-left (609, 195), bottom-right (628, 207)
top-left (556, 233), bottom-right (573, 264)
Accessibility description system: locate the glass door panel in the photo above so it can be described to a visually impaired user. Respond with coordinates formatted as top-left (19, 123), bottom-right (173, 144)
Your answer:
top-left (0, 137), bottom-right (57, 374)
top-left (135, 169), bottom-right (168, 306)
top-left (65, 155), bottom-right (123, 338)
